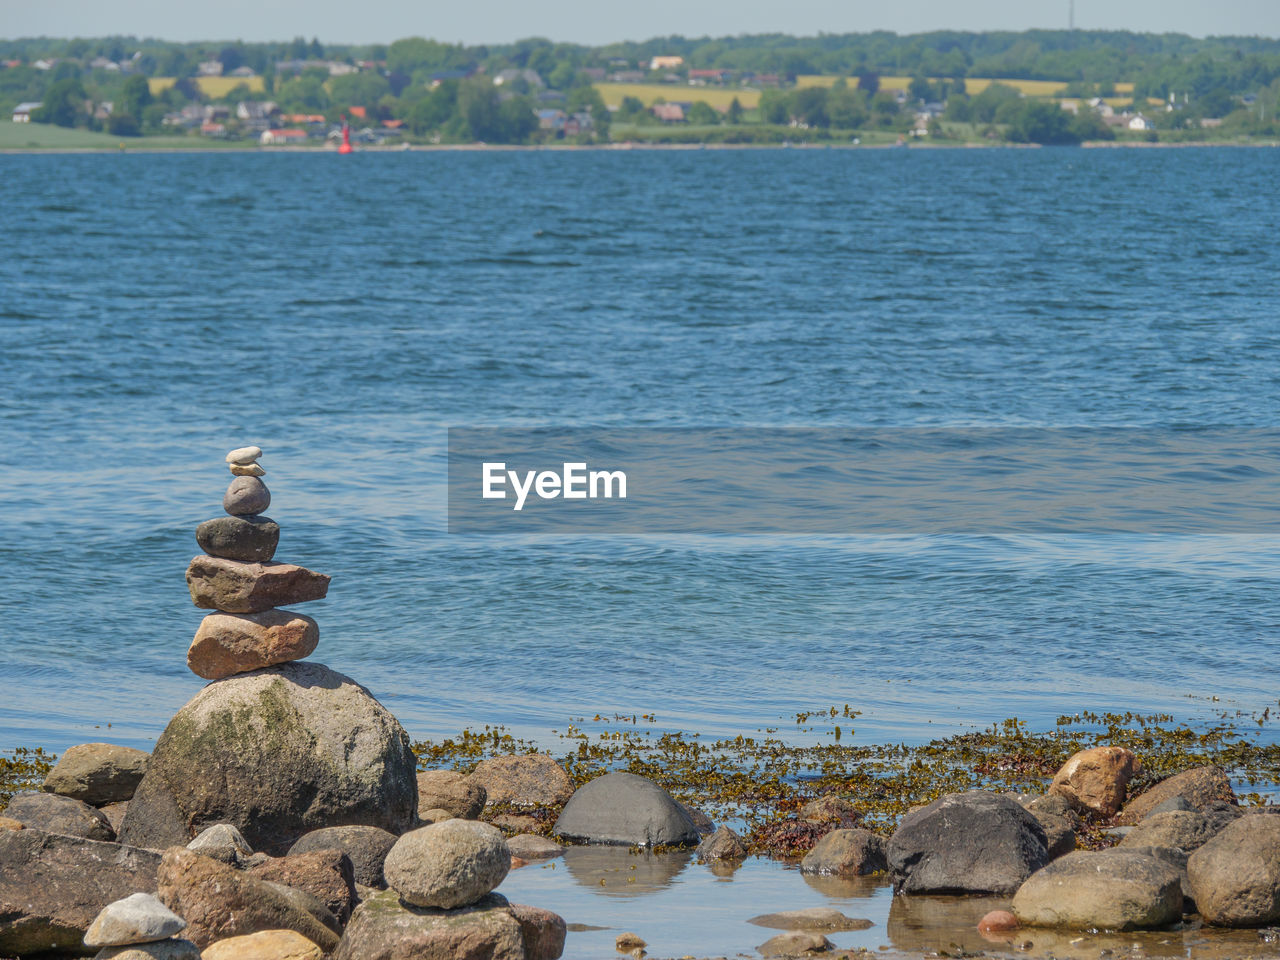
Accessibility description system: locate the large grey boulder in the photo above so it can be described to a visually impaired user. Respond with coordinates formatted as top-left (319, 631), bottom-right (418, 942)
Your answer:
top-left (332, 890), bottom-right (563, 960)
top-left (1188, 814), bottom-right (1280, 926)
top-left (886, 791), bottom-right (1048, 895)
top-left (1011, 849), bottom-right (1183, 930)
top-left (552, 772), bottom-right (699, 847)
top-left (4, 791), bottom-right (115, 841)
top-left (118, 662), bottom-right (417, 855)
top-left (0, 828), bottom-right (161, 956)
top-left (288, 824), bottom-right (398, 888)
top-left (42, 743), bottom-right (149, 805)
top-left (383, 820), bottom-right (510, 909)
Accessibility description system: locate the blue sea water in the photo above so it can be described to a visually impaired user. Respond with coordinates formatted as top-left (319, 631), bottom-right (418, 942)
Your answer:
top-left (1, 146), bottom-right (1279, 756)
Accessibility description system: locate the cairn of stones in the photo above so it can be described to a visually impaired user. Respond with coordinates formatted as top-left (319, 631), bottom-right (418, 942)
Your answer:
top-left (186, 446), bottom-right (330, 680)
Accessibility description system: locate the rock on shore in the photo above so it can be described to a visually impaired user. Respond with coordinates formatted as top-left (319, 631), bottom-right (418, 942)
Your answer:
top-left (552, 772), bottom-right (699, 847)
top-left (1012, 849), bottom-right (1183, 930)
top-left (118, 661), bottom-right (417, 855)
top-left (41, 743), bottom-right (149, 805)
top-left (1188, 814), bottom-right (1280, 926)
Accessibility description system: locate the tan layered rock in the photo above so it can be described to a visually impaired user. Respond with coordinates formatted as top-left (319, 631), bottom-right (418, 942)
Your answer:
top-left (1049, 746), bottom-right (1140, 817)
top-left (471, 755), bottom-right (574, 809)
top-left (42, 743), bottom-right (150, 805)
top-left (187, 610), bottom-right (319, 680)
top-left (201, 929), bottom-right (322, 960)
top-left (185, 557), bottom-right (329, 614)
top-left (416, 770), bottom-right (486, 819)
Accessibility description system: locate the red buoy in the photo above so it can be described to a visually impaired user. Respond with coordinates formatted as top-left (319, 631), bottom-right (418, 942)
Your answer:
top-left (338, 115), bottom-right (353, 154)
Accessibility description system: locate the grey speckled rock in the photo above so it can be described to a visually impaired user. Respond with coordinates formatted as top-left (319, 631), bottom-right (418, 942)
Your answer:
top-left (4, 790), bottom-right (115, 841)
top-left (0, 829), bottom-right (161, 957)
top-left (223, 476), bottom-right (270, 516)
top-left (1012, 849), bottom-right (1183, 930)
top-left (1119, 809), bottom-right (1236, 853)
top-left (195, 516), bottom-right (280, 563)
top-left (92, 941), bottom-right (201, 960)
top-left (288, 824), bottom-right (398, 889)
top-left (887, 791), bottom-right (1048, 895)
top-left (506, 834), bottom-right (564, 861)
top-left (384, 820), bottom-right (510, 909)
top-left (1188, 814), bottom-right (1280, 926)
top-left (187, 823), bottom-right (253, 864)
top-left (331, 890), bottom-right (526, 960)
top-left (42, 743), bottom-right (150, 805)
top-left (118, 661), bottom-right (417, 856)
top-left (552, 772), bottom-right (699, 847)
top-left (84, 892), bottom-right (186, 947)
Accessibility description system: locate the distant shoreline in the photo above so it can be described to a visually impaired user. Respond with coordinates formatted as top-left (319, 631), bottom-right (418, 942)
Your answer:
top-left (1, 139), bottom-right (1276, 156)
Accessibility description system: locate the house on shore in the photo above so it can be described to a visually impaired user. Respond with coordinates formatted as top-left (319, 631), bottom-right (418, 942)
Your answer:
top-left (260, 128), bottom-right (308, 145)
top-left (12, 102), bottom-right (41, 122)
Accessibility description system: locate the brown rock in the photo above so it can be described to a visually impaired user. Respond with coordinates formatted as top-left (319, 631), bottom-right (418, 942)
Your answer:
top-left (156, 847), bottom-right (339, 952)
top-left (0, 817), bottom-right (23, 830)
top-left (331, 889), bottom-right (526, 960)
top-left (187, 610), bottom-right (319, 680)
top-left (1049, 746), bottom-right (1140, 817)
top-left (799, 795), bottom-right (861, 824)
top-left (201, 929), bottom-right (321, 960)
top-left (506, 834), bottom-right (564, 860)
top-left (471, 755), bottom-right (574, 809)
top-left (42, 743), bottom-right (150, 805)
top-left (748, 907), bottom-right (872, 931)
top-left (616, 932), bottom-right (647, 949)
top-left (697, 825), bottom-right (748, 861)
top-left (185, 557), bottom-right (329, 614)
top-left (489, 813), bottom-right (538, 833)
top-left (416, 770), bottom-right (486, 819)
top-left (508, 905), bottom-right (565, 960)
top-left (800, 828), bottom-right (887, 876)
top-left (100, 802), bottom-right (129, 834)
top-left (1121, 766), bottom-right (1238, 823)
top-left (287, 825), bottom-right (398, 889)
top-left (93, 942), bottom-right (201, 959)
top-left (1118, 808), bottom-right (1238, 852)
top-left (1187, 813), bottom-right (1280, 926)
top-left (0, 829), bottom-right (161, 957)
top-left (248, 849), bottom-right (356, 924)
top-left (4, 790), bottom-right (115, 840)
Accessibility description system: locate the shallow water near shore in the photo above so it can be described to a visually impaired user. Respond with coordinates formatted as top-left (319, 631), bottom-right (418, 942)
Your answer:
top-left (2, 148), bottom-right (1279, 756)
top-left (493, 847), bottom-right (1280, 960)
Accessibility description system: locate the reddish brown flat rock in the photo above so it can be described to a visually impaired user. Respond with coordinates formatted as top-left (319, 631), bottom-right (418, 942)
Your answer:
top-left (188, 610), bottom-right (319, 680)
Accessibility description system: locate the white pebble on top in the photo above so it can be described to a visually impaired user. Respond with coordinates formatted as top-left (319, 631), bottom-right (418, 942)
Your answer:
top-left (225, 446), bottom-right (263, 465)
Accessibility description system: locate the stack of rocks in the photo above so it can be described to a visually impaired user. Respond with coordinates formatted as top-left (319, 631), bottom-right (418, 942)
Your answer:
top-left (186, 446), bottom-right (331, 680)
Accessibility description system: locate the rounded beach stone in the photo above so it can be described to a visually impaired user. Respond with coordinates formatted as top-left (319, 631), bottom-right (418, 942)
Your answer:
top-left (225, 446), bottom-right (263, 465)
top-left (84, 892), bottom-right (187, 947)
top-left (117, 661), bottom-right (417, 855)
top-left (4, 791), bottom-right (115, 841)
top-left (196, 516), bottom-right (280, 563)
top-left (1049, 746), bottom-right (1140, 818)
top-left (201, 929), bottom-right (322, 960)
top-left (42, 742), bottom-right (149, 805)
top-left (383, 819), bottom-right (510, 909)
top-left (416, 770), bottom-right (486, 819)
top-left (187, 610), bottom-right (319, 680)
top-left (287, 824), bottom-right (398, 889)
top-left (800, 827), bottom-right (887, 876)
top-left (978, 910), bottom-right (1019, 934)
top-left (1187, 813), bottom-right (1280, 926)
top-left (1121, 765), bottom-right (1238, 823)
top-left (552, 772), bottom-right (700, 847)
top-left (92, 941), bottom-right (201, 960)
top-left (224, 476), bottom-right (271, 516)
top-left (697, 825), bottom-right (748, 861)
top-left (1011, 849), bottom-right (1183, 930)
top-left (230, 462), bottom-right (267, 477)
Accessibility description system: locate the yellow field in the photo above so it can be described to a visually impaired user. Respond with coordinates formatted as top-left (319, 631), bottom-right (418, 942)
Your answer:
top-left (796, 75), bottom-right (1135, 98)
top-left (149, 76), bottom-right (266, 97)
top-left (594, 82), bottom-right (760, 110)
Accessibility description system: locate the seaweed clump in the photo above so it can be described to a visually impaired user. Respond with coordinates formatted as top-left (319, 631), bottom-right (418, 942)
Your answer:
top-left (0, 747), bottom-right (55, 809)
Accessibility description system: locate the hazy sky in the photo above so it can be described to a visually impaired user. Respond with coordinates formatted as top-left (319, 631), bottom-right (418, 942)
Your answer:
top-left (6, 0), bottom-right (1279, 46)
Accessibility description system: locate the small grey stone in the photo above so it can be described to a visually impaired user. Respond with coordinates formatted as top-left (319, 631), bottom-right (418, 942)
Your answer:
top-left (187, 823), bottom-right (253, 864)
top-left (225, 446), bottom-right (263, 464)
top-left (757, 930), bottom-right (833, 956)
top-left (223, 476), bottom-right (270, 516)
top-left (1149, 796), bottom-right (1194, 816)
top-left (506, 833), bottom-right (564, 860)
top-left (195, 515), bottom-right (280, 563)
top-left (92, 941), bottom-right (201, 960)
top-left (698, 825), bottom-right (748, 861)
top-left (84, 892), bottom-right (186, 947)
